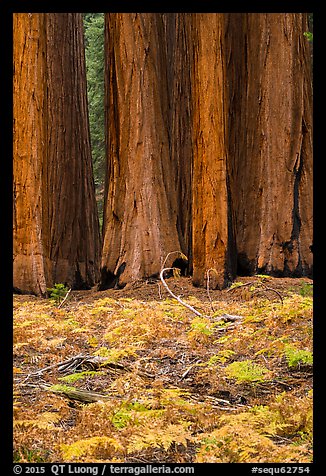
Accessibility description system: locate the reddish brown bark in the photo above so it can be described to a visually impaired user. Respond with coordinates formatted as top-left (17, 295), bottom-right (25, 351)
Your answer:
top-left (13, 13), bottom-right (101, 295)
top-left (190, 14), bottom-right (236, 289)
top-left (43, 14), bottom-right (101, 288)
top-left (14, 13), bottom-right (313, 295)
top-left (101, 13), bottom-right (181, 288)
top-left (13, 13), bottom-right (48, 295)
top-left (225, 13), bottom-right (313, 277)
top-left (163, 13), bottom-right (193, 265)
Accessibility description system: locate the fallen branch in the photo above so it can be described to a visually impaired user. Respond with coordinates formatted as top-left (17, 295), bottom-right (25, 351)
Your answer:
top-left (161, 251), bottom-right (188, 271)
top-left (160, 268), bottom-right (202, 317)
top-left (17, 353), bottom-right (155, 388)
top-left (39, 380), bottom-right (249, 410)
top-left (252, 286), bottom-right (283, 304)
top-left (218, 314), bottom-right (243, 322)
top-left (16, 354), bottom-right (86, 384)
top-left (227, 280), bottom-right (283, 304)
top-left (57, 288), bottom-right (72, 308)
top-left (180, 359), bottom-right (202, 380)
top-left (188, 392), bottom-right (249, 411)
top-left (47, 385), bottom-right (113, 403)
top-left (227, 281), bottom-right (255, 293)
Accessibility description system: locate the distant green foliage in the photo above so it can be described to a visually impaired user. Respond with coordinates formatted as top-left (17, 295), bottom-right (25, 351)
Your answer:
top-left (306, 13), bottom-right (313, 42)
top-left (83, 13), bottom-right (105, 224)
top-left (47, 283), bottom-right (69, 304)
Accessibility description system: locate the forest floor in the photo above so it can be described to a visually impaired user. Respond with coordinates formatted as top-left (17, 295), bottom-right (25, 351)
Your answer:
top-left (13, 275), bottom-right (313, 463)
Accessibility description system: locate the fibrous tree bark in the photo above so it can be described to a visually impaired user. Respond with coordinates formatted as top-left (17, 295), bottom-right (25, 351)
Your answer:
top-left (13, 13), bottom-right (101, 295)
top-left (43, 14), bottom-right (101, 288)
top-left (13, 13), bottom-right (48, 295)
top-left (163, 13), bottom-right (193, 266)
top-left (14, 13), bottom-right (313, 295)
top-left (101, 13), bottom-right (181, 288)
top-left (190, 13), bottom-right (236, 289)
top-left (225, 13), bottom-right (313, 277)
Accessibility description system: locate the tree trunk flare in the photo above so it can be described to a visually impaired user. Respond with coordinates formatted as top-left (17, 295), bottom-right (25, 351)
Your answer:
top-left (13, 14), bottom-right (101, 295)
top-left (101, 13), bottom-right (181, 288)
top-left (225, 13), bottom-right (313, 277)
top-left (190, 14), bottom-right (236, 289)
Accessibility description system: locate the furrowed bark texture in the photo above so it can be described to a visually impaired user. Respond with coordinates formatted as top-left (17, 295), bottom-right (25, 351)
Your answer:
top-left (13, 13), bottom-right (101, 295)
top-left (163, 13), bottom-right (193, 266)
top-left (226, 13), bottom-right (313, 277)
top-left (14, 13), bottom-right (313, 294)
top-left (101, 13), bottom-right (181, 288)
top-left (13, 14), bottom-right (48, 295)
top-left (190, 14), bottom-right (235, 289)
top-left (43, 14), bottom-right (101, 288)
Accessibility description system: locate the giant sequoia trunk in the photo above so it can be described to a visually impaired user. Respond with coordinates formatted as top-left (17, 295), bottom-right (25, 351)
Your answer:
top-left (190, 14), bottom-right (236, 289)
top-left (13, 14), bottom-right (101, 295)
top-left (13, 14), bottom-right (48, 295)
top-left (163, 13), bottom-right (193, 265)
top-left (225, 13), bottom-right (313, 277)
top-left (101, 13), bottom-right (181, 288)
top-left (14, 13), bottom-right (312, 295)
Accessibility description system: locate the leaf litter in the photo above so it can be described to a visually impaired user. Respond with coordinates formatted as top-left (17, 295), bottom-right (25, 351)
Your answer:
top-left (13, 276), bottom-right (313, 463)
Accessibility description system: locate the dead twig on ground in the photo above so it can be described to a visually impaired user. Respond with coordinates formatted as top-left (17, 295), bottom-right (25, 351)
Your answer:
top-left (17, 353), bottom-right (156, 388)
top-left (252, 286), bottom-right (283, 304)
top-left (160, 268), bottom-right (203, 317)
top-left (57, 288), bottom-right (72, 308)
top-left (180, 359), bottom-right (202, 380)
top-left (160, 254), bottom-right (244, 320)
top-left (227, 280), bottom-right (283, 303)
top-left (47, 385), bottom-right (113, 403)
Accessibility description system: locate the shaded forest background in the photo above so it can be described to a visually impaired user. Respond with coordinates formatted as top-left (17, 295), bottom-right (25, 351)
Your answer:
top-left (13, 13), bottom-right (313, 296)
top-left (83, 13), bottom-right (105, 224)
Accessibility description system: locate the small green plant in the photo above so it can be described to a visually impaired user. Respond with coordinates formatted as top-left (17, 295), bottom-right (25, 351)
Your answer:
top-left (228, 281), bottom-right (245, 290)
top-left (224, 360), bottom-right (271, 384)
top-left (14, 447), bottom-right (48, 463)
top-left (187, 317), bottom-right (215, 345)
top-left (255, 274), bottom-right (270, 280)
top-left (284, 344), bottom-right (313, 368)
top-left (190, 317), bottom-right (214, 336)
top-left (58, 371), bottom-right (104, 384)
top-left (299, 281), bottom-right (313, 297)
top-left (47, 283), bottom-right (69, 304)
top-left (111, 401), bottom-right (156, 429)
top-left (304, 31), bottom-right (313, 42)
top-left (206, 350), bottom-right (236, 366)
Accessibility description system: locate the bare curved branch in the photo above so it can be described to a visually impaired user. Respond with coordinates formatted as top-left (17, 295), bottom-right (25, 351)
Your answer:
top-left (161, 250), bottom-right (188, 270)
top-left (160, 267), bottom-right (202, 317)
